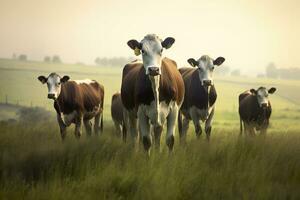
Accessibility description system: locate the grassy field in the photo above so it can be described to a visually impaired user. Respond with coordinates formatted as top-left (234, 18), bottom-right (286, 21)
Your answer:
top-left (0, 58), bottom-right (300, 199)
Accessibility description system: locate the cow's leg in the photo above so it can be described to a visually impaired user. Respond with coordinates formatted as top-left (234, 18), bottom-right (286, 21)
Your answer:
top-left (192, 119), bottom-right (202, 139)
top-left (113, 120), bottom-right (122, 137)
top-left (153, 125), bottom-right (163, 149)
top-left (138, 110), bottom-right (151, 154)
top-left (57, 114), bottom-right (67, 140)
top-left (166, 104), bottom-right (179, 152)
top-left (179, 117), bottom-right (189, 144)
top-left (94, 112), bottom-right (101, 135)
top-left (124, 109), bottom-right (138, 143)
top-left (74, 114), bottom-right (82, 139)
top-left (190, 110), bottom-right (202, 138)
top-left (205, 107), bottom-right (215, 141)
top-left (83, 118), bottom-right (92, 137)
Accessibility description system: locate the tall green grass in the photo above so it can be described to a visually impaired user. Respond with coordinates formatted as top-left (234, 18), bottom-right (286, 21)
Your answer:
top-left (0, 121), bottom-right (299, 200)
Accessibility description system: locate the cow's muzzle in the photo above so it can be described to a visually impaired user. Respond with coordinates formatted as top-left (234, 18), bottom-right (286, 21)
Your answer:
top-left (48, 94), bottom-right (56, 100)
top-left (261, 103), bottom-right (268, 108)
top-left (148, 67), bottom-right (160, 76)
top-left (202, 80), bottom-right (212, 86)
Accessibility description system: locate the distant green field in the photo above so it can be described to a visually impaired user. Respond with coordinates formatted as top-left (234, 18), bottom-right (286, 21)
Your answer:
top-left (1, 58), bottom-right (300, 131)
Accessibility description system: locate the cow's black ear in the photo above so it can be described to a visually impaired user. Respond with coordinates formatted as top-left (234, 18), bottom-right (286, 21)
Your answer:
top-left (127, 40), bottom-right (142, 50)
top-left (268, 87), bottom-right (276, 94)
top-left (250, 89), bottom-right (257, 94)
top-left (61, 76), bottom-right (70, 83)
top-left (161, 37), bottom-right (175, 49)
top-left (38, 76), bottom-right (47, 84)
top-left (187, 58), bottom-right (198, 67)
top-left (213, 57), bottom-right (225, 66)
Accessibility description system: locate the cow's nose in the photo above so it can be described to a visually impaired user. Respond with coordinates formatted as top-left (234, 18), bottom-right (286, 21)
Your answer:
top-left (48, 94), bottom-right (55, 99)
top-left (261, 103), bottom-right (268, 108)
top-left (148, 67), bottom-right (160, 76)
top-left (203, 80), bottom-right (212, 86)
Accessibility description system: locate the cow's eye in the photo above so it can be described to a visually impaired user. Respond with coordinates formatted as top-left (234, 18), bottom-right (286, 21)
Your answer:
top-left (141, 50), bottom-right (145, 54)
top-left (212, 66), bottom-right (215, 70)
top-left (57, 82), bottom-right (61, 85)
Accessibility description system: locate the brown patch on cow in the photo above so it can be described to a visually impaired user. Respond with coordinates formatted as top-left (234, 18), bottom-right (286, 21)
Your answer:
top-left (111, 92), bottom-right (124, 125)
top-left (121, 57), bottom-right (184, 111)
top-left (56, 81), bottom-right (104, 115)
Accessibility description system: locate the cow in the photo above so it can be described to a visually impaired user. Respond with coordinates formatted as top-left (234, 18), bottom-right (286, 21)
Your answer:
top-left (178, 55), bottom-right (225, 141)
top-left (37, 73), bottom-right (104, 139)
top-left (111, 92), bottom-right (125, 139)
top-left (121, 34), bottom-right (184, 153)
top-left (239, 87), bottom-right (276, 135)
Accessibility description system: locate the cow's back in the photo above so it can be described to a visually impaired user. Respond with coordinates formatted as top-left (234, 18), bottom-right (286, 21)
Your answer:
top-left (111, 93), bottom-right (123, 124)
top-left (59, 81), bottom-right (104, 114)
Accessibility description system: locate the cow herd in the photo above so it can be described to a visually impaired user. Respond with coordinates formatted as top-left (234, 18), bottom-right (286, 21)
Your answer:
top-left (38, 34), bottom-right (277, 153)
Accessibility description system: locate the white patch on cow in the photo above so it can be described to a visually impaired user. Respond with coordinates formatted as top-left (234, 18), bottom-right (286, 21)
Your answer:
top-left (74, 79), bottom-right (94, 84)
top-left (197, 55), bottom-right (215, 85)
top-left (141, 34), bottom-right (163, 75)
top-left (138, 100), bottom-right (176, 128)
top-left (62, 110), bottom-right (77, 126)
top-left (189, 105), bottom-right (215, 122)
top-left (257, 88), bottom-right (269, 106)
top-left (149, 75), bottom-right (160, 124)
top-left (47, 75), bottom-right (61, 98)
top-left (166, 102), bottom-right (179, 138)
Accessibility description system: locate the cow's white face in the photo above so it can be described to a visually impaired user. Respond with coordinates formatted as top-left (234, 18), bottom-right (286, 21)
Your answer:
top-left (250, 87), bottom-right (277, 107)
top-left (127, 34), bottom-right (175, 76)
top-left (38, 73), bottom-right (70, 100)
top-left (188, 55), bottom-right (225, 86)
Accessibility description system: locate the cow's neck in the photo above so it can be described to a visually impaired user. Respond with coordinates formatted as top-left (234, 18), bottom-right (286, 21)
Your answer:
top-left (149, 75), bottom-right (161, 125)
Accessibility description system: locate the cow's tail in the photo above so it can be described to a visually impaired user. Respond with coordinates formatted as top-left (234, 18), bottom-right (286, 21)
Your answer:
top-left (100, 113), bottom-right (103, 132)
top-left (178, 110), bottom-right (183, 137)
top-left (122, 121), bottom-right (127, 143)
top-left (100, 92), bottom-right (104, 133)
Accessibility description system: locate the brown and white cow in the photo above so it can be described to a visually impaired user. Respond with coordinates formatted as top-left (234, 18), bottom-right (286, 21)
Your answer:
top-left (38, 73), bottom-right (104, 139)
top-left (121, 34), bottom-right (184, 153)
top-left (178, 55), bottom-right (225, 141)
top-left (239, 87), bottom-right (276, 135)
top-left (111, 92), bottom-right (125, 139)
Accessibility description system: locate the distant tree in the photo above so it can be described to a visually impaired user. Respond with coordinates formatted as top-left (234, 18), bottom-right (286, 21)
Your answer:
top-left (266, 62), bottom-right (279, 79)
top-left (95, 57), bottom-right (131, 67)
top-left (231, 69), bottom-right (241, 76)
top-left (52, 55), bottom-right (62, 63)
top-left (44, 56), bottom-right (51, 62)
top-left (76, 62), bottom-right (85, 66)
top-left (257, 73), bottom-right (265, 78)
top-left (95, 57), bottom-right (101, 65)
top-left (18, 54), bottom-right (27, 61)
top-left (278, 68), bottom-right (300, 80)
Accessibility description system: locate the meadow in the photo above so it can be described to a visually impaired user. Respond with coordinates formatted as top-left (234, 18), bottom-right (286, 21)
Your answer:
top-left (0, 58), bottom-right (299, 199)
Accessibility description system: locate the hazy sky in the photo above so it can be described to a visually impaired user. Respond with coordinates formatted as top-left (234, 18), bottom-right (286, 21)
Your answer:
top-left (0, 0), bottom-right (299, 74)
